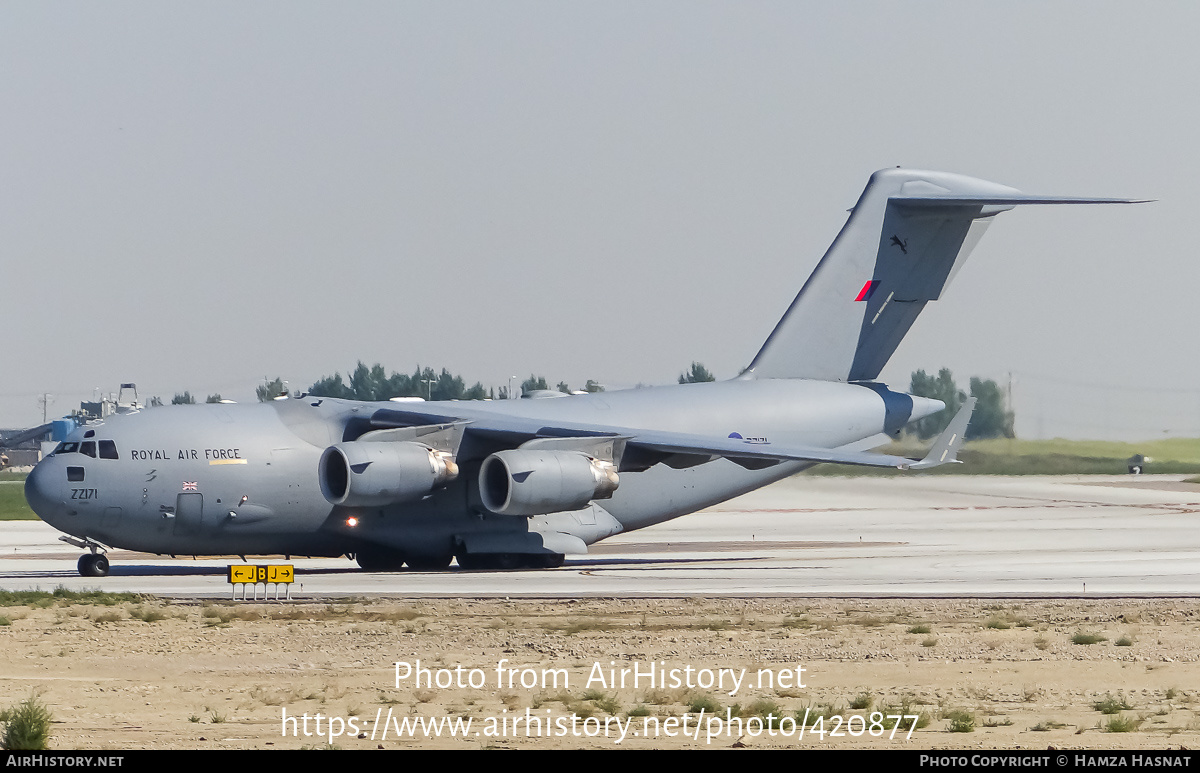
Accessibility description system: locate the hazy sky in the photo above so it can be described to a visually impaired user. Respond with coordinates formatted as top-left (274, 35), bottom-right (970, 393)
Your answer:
top-left (2, 2), bottom-right (1196, 440)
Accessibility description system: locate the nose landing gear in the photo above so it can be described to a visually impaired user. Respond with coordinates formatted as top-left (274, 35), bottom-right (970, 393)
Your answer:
top-left (58, 535), bottom-right (111, 577)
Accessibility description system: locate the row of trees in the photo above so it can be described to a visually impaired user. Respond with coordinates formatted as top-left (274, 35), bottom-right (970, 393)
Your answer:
top-left (147, 392), bottom-right (221, 407)
top-left (308, 365), bottom-right (488, 402)
top-left (678, 362), bottom-right (716, 383)
top-left (164, 391), bottom-right (223, 405)
top-left (252, 363), bottom-right (629, 403)
top-left (516, 375), bottom-right (606, 397)
top-left (299, 363), bottom-right (708, 402)
top-left (149, 360), bottom-right (725, 406)
top-left (909, 368), bottom-right (1015, 440)
top-left (146, 364), bottom-right (1012, 442)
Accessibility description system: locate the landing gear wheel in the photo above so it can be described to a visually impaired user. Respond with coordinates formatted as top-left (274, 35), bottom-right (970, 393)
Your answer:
top-left (354, 547), bottom-right (406, 572)
top-left (456, 553), bottom-right (563, 570)
top-left (78, 553), bottom-right (109, 578)
top-left (530, 553), bottom-right (565, 569)
top-left (455, 554), bottom-right (504, 570)
top-left (455, 554), bottom-right (486, 570)
top-left (491, 553), bottom-right (523, 570)
top-left (405, 553), bottom-right (453, 571)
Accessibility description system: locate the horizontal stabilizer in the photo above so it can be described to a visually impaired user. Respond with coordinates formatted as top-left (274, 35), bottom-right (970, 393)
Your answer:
top-left (907, 397), bottom-right (975, 470)
top-left (891, 195), bottom-right (1151, 207)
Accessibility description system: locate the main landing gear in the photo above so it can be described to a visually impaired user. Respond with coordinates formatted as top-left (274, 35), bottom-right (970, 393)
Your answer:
top-left (353, 549), bottom-right (455, 572)
top-left (77, 552), bottom-right (110, 578)
top-left (456, 553), bottom-right (565, 570)
top-left (352, 548), bottom-right (565, 572)
top-left (353, 546), bottom-right (407, 572)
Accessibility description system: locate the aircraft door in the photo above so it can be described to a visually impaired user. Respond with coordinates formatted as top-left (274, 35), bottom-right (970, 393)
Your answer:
top-left (174, 493), bottom-right (204, 534)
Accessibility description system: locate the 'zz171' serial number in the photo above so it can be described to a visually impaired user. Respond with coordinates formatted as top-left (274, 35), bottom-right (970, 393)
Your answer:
top-left (71, 489), bottom-right (98, 500)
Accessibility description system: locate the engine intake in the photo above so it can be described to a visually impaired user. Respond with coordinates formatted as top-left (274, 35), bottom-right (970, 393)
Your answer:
top-left (479, 449), bottom-right (619, 516)
top-left (320, 441), bottom-right (458, 507)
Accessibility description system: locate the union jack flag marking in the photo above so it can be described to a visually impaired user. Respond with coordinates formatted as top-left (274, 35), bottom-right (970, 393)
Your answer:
top-left (182, 481), bottom-right (198, 491)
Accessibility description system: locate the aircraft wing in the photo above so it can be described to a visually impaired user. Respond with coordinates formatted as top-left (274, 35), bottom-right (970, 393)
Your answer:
top-left (622, 398), bottom-right (974, 471)
top-left (366, 399), bottom-right (976, 472)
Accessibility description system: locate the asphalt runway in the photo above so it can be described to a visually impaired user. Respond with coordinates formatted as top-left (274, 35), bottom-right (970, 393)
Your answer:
top-left (2, 475), bottom-right (1198, 598)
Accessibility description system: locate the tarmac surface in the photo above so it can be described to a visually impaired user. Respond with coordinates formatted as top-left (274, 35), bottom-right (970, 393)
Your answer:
top-left (2, 474), bottom-right (1198, 598)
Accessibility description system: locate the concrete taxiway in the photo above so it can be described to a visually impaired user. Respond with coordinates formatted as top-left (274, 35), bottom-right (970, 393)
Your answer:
top-left (1, 475), bottom-right (1198, 597)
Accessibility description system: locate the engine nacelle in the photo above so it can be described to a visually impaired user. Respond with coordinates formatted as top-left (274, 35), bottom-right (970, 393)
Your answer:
top-left (320, 441), bottom-right (458, 508)
top-left (479, 449), bottom-right (619, 517)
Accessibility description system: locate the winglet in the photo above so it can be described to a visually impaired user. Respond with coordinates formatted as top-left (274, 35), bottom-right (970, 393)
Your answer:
top-left (906, 397), bottom-right (976, 470)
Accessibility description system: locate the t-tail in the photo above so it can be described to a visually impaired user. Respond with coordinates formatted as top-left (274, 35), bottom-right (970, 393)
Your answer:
top-left (742, 168), bottom-right (1147, 383)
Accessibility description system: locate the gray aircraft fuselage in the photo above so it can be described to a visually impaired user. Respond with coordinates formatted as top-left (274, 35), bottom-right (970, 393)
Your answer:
top-left (25, 378), bottom-right (936, 561)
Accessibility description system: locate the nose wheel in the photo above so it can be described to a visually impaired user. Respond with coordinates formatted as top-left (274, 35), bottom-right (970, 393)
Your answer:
top-left (58, 536), bottom-right (113, 577)
top-left (78, 553), bottom-right (110, 578)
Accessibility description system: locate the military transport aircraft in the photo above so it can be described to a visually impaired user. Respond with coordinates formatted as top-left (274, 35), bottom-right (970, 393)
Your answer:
top-left (24, 168), bottom-right (1141, 576)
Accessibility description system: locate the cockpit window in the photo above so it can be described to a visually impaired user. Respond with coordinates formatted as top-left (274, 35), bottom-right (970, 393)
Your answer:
top-left (54, 442), bottom-right (79, 455)
top-left (67, 466), bottom-right (85, 482)
top-left (81, 441), bottom-right (96, 458)
top-left (99, 440), bottom-right (118, 460)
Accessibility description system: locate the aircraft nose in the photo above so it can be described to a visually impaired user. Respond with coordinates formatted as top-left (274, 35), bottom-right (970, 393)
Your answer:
top-left (24, 462), bottom-right (60, 522)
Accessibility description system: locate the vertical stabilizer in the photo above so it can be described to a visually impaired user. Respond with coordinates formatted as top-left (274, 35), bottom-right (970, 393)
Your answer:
top-left (742, 168), bottom-right (1140, 382)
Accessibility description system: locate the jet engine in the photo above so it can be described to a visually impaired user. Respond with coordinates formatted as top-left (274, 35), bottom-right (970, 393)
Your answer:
top-left (479, 449), bottom-right (619, 516)
top-left (320, 441), bottom-right (458, 508)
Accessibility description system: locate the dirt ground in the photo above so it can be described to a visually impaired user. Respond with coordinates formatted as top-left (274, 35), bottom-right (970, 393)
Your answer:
top-left (1, 596), bottom-right (1198, 750)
